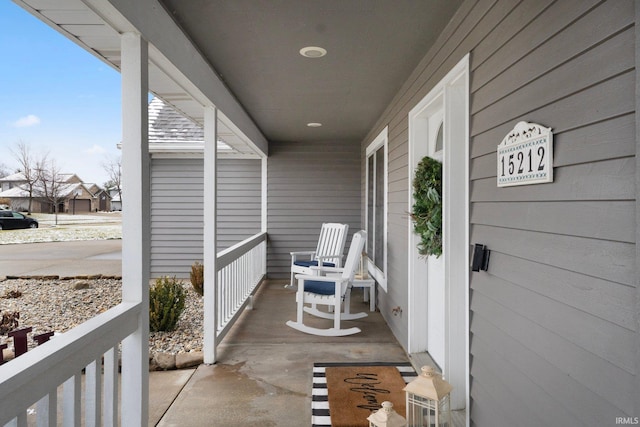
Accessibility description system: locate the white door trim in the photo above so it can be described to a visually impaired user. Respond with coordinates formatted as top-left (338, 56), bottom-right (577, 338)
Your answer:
top-left (407, 54), bottom-right (469, 411)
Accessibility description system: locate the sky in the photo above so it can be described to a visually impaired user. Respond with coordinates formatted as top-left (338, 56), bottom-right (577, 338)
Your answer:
top-left (0, 1), bottom-right (122, 186)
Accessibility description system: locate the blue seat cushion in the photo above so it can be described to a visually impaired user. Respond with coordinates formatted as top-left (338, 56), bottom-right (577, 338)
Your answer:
top-left (294, 260), bottom-right (336, 268)
top-left (303, 280), bottom-right (337, 295)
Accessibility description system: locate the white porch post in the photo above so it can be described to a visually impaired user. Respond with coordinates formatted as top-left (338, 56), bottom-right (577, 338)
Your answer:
top-left (120, 32), bottom-right (150, 425)
top-left (261, 156), bottom-right (267, 233)
top-left (203, 105), bottom-right (218, 364)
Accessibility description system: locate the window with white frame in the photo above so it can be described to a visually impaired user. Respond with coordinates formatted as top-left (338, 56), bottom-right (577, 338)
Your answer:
top-left (366, 126), bottom-right (388, 289)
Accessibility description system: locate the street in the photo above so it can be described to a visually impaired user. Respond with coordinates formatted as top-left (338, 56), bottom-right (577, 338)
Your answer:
top-left (0, 239), bottom-right (122, 277)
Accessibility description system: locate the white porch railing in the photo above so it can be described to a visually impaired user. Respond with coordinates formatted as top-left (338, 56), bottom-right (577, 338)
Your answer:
top-left (214, 231), bottom-right (267, 343)
top-left (0, 232), bottom-right (267, 426)
top-left (0, 302), bottom-right (140, 427)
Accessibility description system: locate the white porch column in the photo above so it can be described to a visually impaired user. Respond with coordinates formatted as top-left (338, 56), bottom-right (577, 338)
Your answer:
top-left (120, 32), bottom-right (150, 425)
top-left (203, 105), bottom-right (218, 364)
top-left (261, 156), bottom-right (267, 232)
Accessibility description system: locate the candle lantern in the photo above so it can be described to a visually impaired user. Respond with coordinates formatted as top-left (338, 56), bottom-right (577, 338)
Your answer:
top-left (356, 251), bottom-right (368, 279)
top-left (403, 366), bottom-right (452, 427)
top-left (367, 401), bottom-right (407, 427)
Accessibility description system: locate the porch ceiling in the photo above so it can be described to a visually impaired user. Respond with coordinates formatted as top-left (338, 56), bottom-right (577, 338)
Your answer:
top-left (157, 0), bottom-right (463, 143)
top-left (14, 0), bottom-right (463, 150)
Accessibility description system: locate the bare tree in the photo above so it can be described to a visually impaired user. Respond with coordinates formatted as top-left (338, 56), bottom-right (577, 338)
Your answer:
top-left (36, 159), bottom-right (66, 225)
top-left (0, 162), bottom-right (10, 178)
top-left (102, 155), bottom-right (122, 205)
top-left (10, 141), bottom-right (48, 214)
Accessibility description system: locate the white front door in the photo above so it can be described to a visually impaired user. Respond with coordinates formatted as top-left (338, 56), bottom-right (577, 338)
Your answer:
top-left (427, 247), bottom-right (445, 368)
top-left (409, 93), bottom-right (446, 368)
top-left (408, 54), bottom-right (469, 410)
top-left (426, 110), bottom-right (446, 369)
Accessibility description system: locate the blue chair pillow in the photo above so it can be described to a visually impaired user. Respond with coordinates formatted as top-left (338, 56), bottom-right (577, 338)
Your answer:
top-left (303, 280), bottom-right (337, 295)
top-left (294, 260), bottom-right (336, 268)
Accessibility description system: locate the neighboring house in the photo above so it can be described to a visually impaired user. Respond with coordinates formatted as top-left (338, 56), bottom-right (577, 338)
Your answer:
top-left (61, 183), bottom-right (93, 213)
top-left (147, 97), bottom-right (262, 278)
top-left (0, 172), bottom-right (27, 192)
top-left (94, 188), bottom-right (111, 212)
top-left (0, 174), bottom-right (108, 213)
top-left (57, 173), bottom-right (83, 184)
top-left (85, 183), bottom-right (112, 211)
top-left (108, 188), bottom-right (122, 211)
top-left (0, 186), bottom-right (33, 212)
top-left (5, 2), bottom-right (639, 426)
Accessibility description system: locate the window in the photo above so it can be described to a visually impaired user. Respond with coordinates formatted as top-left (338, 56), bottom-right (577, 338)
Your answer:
top-left (365, 126), bottom-right (388, 289)
top-left (434, 121), bottom-right (444, 154)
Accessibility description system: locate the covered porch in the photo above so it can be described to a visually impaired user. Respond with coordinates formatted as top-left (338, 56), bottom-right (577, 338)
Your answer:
top-left (149, 280), bottom-right (412, 426)
top-left (0, 0), bottom-right (470, 423)
top-left (1, 0), bottom-right (465, 424)
top-left (5, 0), bottom-right (635, 426)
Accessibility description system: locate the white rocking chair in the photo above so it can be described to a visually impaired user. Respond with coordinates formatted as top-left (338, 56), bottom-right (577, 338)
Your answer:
top-left (288, 223), bottom-right (349, 288)
top-left (286, 230), bottom-right (367, 336)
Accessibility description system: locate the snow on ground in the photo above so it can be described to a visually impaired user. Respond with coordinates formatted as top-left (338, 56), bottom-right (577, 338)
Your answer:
top-left (0, 213), bottom-right (122, 244)
top-left (32, 212), bottom-right (122, 226)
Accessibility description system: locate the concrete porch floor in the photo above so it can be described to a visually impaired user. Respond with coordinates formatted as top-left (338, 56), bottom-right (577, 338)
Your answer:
top-left (150, 280), bottom-right (411, 426)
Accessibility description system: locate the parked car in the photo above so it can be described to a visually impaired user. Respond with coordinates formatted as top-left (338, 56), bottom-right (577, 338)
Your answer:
top-left (0, 211), bottom-right (38, 230)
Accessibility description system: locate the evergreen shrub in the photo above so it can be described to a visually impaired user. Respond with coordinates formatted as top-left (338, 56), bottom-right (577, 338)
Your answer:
top-left (149, 276), bottom-right (186, 332)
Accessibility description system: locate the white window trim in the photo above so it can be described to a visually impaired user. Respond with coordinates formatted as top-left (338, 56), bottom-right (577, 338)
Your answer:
top-left (365, 126), bottom-right (388, 290)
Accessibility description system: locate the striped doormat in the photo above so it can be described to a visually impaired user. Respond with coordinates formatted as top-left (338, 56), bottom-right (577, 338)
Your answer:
top-left (312, 362), bottom-right (417, 427)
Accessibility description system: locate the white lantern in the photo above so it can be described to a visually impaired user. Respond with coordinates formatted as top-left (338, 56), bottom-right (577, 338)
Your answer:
top-left (367, 401), bottom-right (407, 427)
top-left (356, 251), bottom-right (368, 279)
top-left (403, 366), bottom-right (452, 427)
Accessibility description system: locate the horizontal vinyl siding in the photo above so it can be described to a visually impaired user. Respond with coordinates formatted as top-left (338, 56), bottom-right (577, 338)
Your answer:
top-left (468, 0), bottom-right (637, 422)
top-left (150, 158), bottom-right (261, 278)
top-left (267, 140), bottom-right (361, 279)
top-left (217, 159), bottom-right (262, 251)
top-left (360, 0), bottom-right (637, 425)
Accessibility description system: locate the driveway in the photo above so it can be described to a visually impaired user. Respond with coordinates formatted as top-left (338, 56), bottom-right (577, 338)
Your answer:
top-left (0, 239), bottom-right (122, 277)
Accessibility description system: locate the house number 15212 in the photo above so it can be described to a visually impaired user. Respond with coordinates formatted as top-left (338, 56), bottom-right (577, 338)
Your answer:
top-left (500, 144), bottom-right (545, 176)
top-left (497, 121), bottom-right (553, 188)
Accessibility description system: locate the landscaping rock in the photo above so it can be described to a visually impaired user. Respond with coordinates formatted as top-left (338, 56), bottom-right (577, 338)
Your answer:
top-left (176, 351), bottom-right (203, 369)
top-left (73, 281), bottom-right (91, 290)
top-left (149, 353), bottom-right (160, 371)
top-left (1, 278), bottom-right (203, 366)
top-left (154, 352), bottom-right (176, 370)
top-left (2, 347), bottom-right (14, 362)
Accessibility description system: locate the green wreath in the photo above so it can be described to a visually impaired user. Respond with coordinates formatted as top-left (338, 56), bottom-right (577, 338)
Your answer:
top-left (411, 156), bottom-right (442, 257)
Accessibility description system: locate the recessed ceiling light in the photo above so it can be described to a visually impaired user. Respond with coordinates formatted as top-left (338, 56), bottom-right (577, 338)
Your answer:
top-left (299, 46), bottom-right (327, 58)
top-left (307, 122), bottom-right (322, 127)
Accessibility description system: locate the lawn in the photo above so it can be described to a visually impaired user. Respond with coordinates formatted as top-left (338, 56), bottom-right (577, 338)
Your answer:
top-left (0, 213), bottom-right (122, 244)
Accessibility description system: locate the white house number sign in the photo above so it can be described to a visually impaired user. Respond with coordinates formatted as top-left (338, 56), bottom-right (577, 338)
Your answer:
top-left (497, 121), bottom-right (553, 187)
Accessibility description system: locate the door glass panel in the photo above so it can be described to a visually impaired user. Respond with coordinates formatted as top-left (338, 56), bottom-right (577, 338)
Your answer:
top-left (367, 155), bottom-right (374, 260)
top-left (435, 121), bottom-right (444, 153)
top-left (374, 147), bottom-right (384, 269)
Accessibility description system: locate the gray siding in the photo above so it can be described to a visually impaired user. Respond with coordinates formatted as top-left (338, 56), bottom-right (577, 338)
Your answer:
top-left (266, 140), bottom-right (361, 279)
top-left (361, 0), bottom-right (637, 424)
top-left (150, 157), bottom-right (261, 278)
top-left (217, 159), bottom-right (263, 250)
